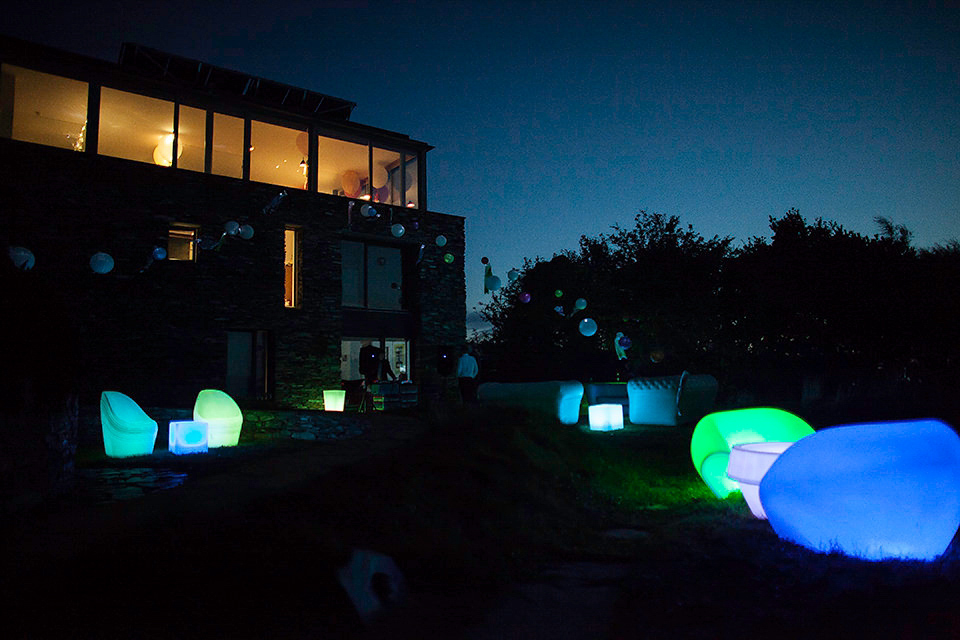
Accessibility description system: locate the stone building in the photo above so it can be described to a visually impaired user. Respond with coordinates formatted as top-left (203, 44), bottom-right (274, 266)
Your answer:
top-left (0, 35), bottom-right (466, 411)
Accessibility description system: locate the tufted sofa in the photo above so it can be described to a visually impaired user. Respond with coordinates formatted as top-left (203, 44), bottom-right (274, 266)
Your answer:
top-left (627, 373), bottom-right (718, 426)
top-left (478, 380), bottom-right (585, 425)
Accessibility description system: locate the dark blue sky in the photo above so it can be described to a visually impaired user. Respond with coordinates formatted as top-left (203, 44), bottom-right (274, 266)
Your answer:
top-left (4, 1), bottom-right (958, 328)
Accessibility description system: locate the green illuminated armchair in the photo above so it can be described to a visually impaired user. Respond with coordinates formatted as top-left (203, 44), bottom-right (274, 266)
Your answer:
top-left (690, 407), bottom-right (814, 498)
top-left (193, 389), bottom-right (243, 448)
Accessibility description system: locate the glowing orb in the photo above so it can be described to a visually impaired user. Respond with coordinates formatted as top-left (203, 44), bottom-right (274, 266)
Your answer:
top-left (391, 223), bottom-right (405, 238)
top-left (90, 252), bottom-right (115, 274)
top-left (725, 442), bottom-right (794, 519)
top-left (519, 292), bottom-right (531, 303)
top-left (618, 335), bottom-right (632, 349)
top-left (238, 224), bottom-right (254, 239)
top-left (168, 420), bottom-right (209, 455)
top-left (588, 404), bottom-right (624, 431)
top-left (152, 246), bottom-right (167, 261)
top-left (760, 419), bottom-right (960, 561)
top-left (554, 289), bottom-right (563, 298)
top-left (574, 298), bottom-right (587, 310)
top-left (578, 317), bottom-right (597, 337)
top-left (436, 235), bottom-right (447, 247)
top-left (690, 408), bottom-right (814, 499)
top-left (323, 389), bottom-right (346, 412)
top-left (443, 253), bottom-right (454, 264)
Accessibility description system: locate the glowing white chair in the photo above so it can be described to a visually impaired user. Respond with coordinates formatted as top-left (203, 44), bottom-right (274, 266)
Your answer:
top-left (193, 389), bottom-right (243, 448)
top-left (100, 391), bottom-right (158, 458)
top-left (725, 441), bottom-right (795, 518)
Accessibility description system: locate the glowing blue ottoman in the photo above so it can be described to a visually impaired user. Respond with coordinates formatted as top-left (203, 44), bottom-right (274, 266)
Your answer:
top-left (760, 419), bottom-right (960, 561)
top-left (588, 404), bottom-right (624, 431)
top-left (168, 420), bottom-right (209, 455)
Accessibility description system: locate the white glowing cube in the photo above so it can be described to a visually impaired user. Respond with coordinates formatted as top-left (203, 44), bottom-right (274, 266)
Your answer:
top-left (323, 389), bottom-right (346, 412)
top-left (725, 441), bottom-right (794, 519)
top-left (169, 420), bottom-right (209, 455)
top-left (588, 404), bottom-right (624, 431)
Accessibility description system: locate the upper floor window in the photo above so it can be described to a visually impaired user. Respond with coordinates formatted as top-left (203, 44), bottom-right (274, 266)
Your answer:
top-left (176, 105), bottom-right (205, 172)
top-left (0, 64), bottom-right (88, 151)
top-left (212, 112), bottom-right (243, 179)
top-left (317, 136), bottom-right (368, 198)
top-left (251, 120), bottom-right (306, 190)
top-left (99, 87), bottom-right (175, 165)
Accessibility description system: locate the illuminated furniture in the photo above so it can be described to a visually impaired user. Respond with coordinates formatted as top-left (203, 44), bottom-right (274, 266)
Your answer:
top-left (725, 442), bottom-right (794, 519)
top-left (690, 408), bottom-right (814, 498)
top-left (323, 389), bottom-right (346, 412)
top-left (588, 404), bottom-right (624, 431)
top-left (760, 419), bottom-right (960, 561)
top-left (168, 420), bottom-right (209, 455)
top-left (478, 381), bottom-right (584, 425)
top-left (193, 389), bottom-right (243, 448)
top-left (100, 391), bottom-right (158, 458)
top-left (627, 373), bottom-right (718, 426)
top-left (586, 382), bottom-right (629, 421)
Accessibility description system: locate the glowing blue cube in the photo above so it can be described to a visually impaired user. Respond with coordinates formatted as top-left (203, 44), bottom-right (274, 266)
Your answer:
top-left (760, 419), bottom-right (960, 561)
top-left (588, 404), bottom-right (624, 431)
top-left (168, 420), bottom-right (209, 455)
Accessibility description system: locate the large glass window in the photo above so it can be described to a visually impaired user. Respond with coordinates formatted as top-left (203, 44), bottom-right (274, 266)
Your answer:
top-left (341, 240), bottom-right (402, 310)
top-left (99, 87), bottom-right (174, 164)
top-left (251, 120), bottom-right (306, 190)
top-left (0, 64), bottom-right (88, 151)
top-left (372, 147), bottom-right (401, 205)
top-left (317, 136), bottom-right (369, 198)
top-left (341, 338), bottom-right (410, 381)
top-left (403, 155), bottom-right (419, 209)
top-left (212, 113), bottom-right (243, 179)
top-left (176, 105), bottom-right (205, 172)
top-left (284, 227), bottom-right (299, 308)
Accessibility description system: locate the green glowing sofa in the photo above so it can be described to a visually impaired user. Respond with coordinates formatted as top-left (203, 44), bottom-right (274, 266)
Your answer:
top-left (193, 389), bottom-right (243, 448)
top-left (100, 391), bottom-right (159, 458)
top-left (690, 407), bottom-right (814, 498)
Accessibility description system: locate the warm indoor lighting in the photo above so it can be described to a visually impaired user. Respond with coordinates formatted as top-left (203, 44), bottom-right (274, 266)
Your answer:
top-left (152, 133), bottom-right (183, 166)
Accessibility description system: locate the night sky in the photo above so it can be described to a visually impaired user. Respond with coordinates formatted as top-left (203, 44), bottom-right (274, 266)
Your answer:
top-left (3, 1), bottom-right (958, 331)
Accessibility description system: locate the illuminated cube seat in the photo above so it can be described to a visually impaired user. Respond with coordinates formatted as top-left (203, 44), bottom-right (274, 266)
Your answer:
top-left (760, 419), bottom-right (960, 561)
top-left (168, 420), bottom-right (209, 455)
top-left (478, 381), bottom-right (584, 425)
top-left (323, 389), bottom-right (346, 412)
top-left (100, 391), bottom-right (159, 458)
top-left (588, 404), bottom-right (624, 431)
top-left (690, 408), bottom-right (814, 498)
top-left (193, 389), bottom-right (243, 448)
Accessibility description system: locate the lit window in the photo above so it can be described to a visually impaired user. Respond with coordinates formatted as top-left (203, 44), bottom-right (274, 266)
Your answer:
top-left (212, 113), bottom-right (243, 179)
top-left (167, 226), bottom-right (198, 261)
top-left (317, 136), bottom-right (369, 198)
top-left (284, 227), bottom-right (299, 307)
top-left (98, 88), bottom-right (174, 164)
top-left (0, 64), bottom-right (88, 151)
top-left (250, 120), bottom-right (306, 190)
top-left (176, 105), bottom-right (205, 172)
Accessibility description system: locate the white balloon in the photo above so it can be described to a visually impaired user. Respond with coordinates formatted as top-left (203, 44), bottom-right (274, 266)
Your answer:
top-left (238, 224), bottom-right (255, 240)
top-left (224, 220), bottom-right (240, 235)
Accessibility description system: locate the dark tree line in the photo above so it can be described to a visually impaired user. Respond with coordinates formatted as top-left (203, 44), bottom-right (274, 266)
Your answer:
top-left (476, 209), bottom-right (960, 415)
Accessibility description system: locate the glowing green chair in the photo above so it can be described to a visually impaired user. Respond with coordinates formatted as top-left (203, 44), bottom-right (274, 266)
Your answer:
top-left (690, 408), bottom-right (814, 498)
top-left (193, 389), bottom-right (243, 448)
top-left (100, 391), bottom-right (158, 458)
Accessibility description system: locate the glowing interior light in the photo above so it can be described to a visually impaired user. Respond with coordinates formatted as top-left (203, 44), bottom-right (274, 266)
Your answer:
top-left (193, 389), bottom-right (243, 448)
top-left (168, 420), bottom-right (209, 455)
top-left (323, 389), bottom-right (346, 412)
top-left (588, 404), bottom-right (624, 431)
top-left (760, 419), bottom-right (960, 561)
top-left (725, 442), bottom-right (795, 518)
top-left (478, 381), bottom-right (584, 425)
top-left (100, 391), bottom-right (159, 458)
top-left (690, 408), bottom-right (814, 498)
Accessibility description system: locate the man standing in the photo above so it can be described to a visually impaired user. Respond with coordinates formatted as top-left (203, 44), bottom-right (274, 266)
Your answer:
top-left (457, 346), bottom-right (479, 403)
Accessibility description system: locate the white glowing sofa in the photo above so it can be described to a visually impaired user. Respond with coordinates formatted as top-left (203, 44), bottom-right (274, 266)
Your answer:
top-left (100, 391), bottom-right (159, 458)
top-left (193, 389), bottom-right (243, 448)
top-left (627, 373), bottom-right (718, 426)
top-left (477, 381), bottom-right (584, 425)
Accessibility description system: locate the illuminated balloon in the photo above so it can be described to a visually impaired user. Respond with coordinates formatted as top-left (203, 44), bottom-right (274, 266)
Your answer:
top-left (90, 252), bottom-right (114, 274)
top-left (238, 224), bottom-right (255, 240)
top-left (224, 220), bottom-right (240, 236)
top-left (152, 246), bottom-right (167, 261)
top-left (372, 165), bottom-right (388, 189)
top-left (295, 131), bottom-right (309, 156)
top-left (342, 170), bottom-right (362, 197)
top-left (436, 235), bottom-right (447, 247)
top-left (484, 275), bottom-right (501, 291)
top-left (443, 253), bottom-right (454, 264)
top-left (618, 335), bottom-right (632, 349)
top-left (507, 268), bottom-right (520, 282)
top-left (360, 204), bottom-right (376, 217)
top-left (391, 223), bottom-right (406, 238)
top-left (614, 332), bottom-right (628, 360)
top-left (8, 246), bottom-right (35, 270)
top-left (554, 289), bottom-right (563, 298)
top-left (574, 298), bottom-right (587, 310)
top-left (519, 292), bottom-right (531, 303)
top-left (579, 318), bottom-right (598, 337)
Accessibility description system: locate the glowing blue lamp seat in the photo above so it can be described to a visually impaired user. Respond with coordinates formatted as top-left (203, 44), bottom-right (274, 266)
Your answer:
top-left (193, 389), bottom-right (243, 448)
top-left (168, 420), bottom-right (209, 455)
top-left (478, 381), bottom-right (584, 425)
top-left (628, 373), bottom-right (718, 426)
top-left (690, 408), bottom-right (814, 498)
top-left (100, 391), bottom-right (158, 458)
top-left (760, 419), bottom-right (960, 561)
